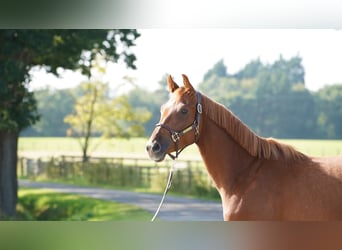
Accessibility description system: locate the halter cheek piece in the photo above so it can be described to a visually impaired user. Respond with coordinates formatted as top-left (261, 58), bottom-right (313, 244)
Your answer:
top-left (155, 92), bottom-right (202, 160)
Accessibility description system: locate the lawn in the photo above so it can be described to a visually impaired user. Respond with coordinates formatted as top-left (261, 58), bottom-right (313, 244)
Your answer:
top-left (16, 188), bottom-right (152, 221)
top-left (18, 137), bottom-right (342, 158)
top-left (18, 137), bottom-right (200, 160)
top-left (18, 137), bottom-right (149, 155)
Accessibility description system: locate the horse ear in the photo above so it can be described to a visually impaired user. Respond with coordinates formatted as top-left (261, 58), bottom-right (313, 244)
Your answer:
top-left (167, 75), bottom-right (179, 93)
top-left (182, 74), bottom-right (195, 92)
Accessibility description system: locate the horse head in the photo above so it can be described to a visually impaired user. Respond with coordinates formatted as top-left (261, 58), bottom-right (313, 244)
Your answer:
top-left (146, 74), bottom-right (202, 162)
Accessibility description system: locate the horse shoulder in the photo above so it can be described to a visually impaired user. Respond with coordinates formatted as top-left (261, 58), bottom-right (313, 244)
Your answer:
top-left (221, 160), bottom-right (285, 220)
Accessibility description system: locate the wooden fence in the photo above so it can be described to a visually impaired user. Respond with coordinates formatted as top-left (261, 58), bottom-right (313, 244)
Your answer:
top-left (18, 155), bottom-right (217, 196)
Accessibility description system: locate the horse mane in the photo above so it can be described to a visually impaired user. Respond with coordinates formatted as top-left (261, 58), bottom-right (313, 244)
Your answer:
top-left (201, 94), bottom-right (309, 161)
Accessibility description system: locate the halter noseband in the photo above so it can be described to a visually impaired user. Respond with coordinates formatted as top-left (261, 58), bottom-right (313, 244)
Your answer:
top-left (155, 92), bottom-right (202, 160)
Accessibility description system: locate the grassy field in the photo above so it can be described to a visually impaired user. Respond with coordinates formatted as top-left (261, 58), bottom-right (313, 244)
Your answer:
top-left (18, 137), bottom-right (149, 156)
top-left (16, 188), bottom-right (151, 221)
top-left (18, 137), bottom-right (201, 160)
top-left (18, 137), bottom-right (342, 158)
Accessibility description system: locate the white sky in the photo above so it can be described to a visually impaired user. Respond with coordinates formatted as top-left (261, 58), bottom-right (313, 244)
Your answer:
top-left (29, 29), bottom-right (342, 92)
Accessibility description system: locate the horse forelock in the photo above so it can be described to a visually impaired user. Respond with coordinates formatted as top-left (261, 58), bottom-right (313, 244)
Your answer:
top-left (201, 94), bottom-right (308, 161)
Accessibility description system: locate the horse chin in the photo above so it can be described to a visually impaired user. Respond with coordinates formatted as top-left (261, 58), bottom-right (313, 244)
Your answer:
top-left (149, 153), bottom-right (166, 162)
top-left (150, 152), bottom-right (166, 162)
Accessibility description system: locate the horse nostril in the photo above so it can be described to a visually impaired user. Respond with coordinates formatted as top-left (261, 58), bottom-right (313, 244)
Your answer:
top-left (151, 142), bottom-right (161, 153)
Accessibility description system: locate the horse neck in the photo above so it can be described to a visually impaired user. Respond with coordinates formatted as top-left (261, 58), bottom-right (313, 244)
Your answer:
top-left (195, 113), bottom-right (260, 195)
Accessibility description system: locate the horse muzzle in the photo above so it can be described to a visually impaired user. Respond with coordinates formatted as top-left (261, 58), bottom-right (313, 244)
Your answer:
top-left (146, 139), bottom-right (169, 162)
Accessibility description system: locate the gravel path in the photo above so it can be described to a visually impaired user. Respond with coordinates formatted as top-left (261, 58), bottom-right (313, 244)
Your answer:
top-left (19, 180), bottom-right (223, 221)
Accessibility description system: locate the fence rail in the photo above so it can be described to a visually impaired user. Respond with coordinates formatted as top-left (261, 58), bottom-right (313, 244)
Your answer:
top-left (18, 155), bottom-right (217, 197)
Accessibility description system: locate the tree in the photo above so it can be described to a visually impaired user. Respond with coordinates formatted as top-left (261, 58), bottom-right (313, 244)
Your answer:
top-left (154, 73), bottom-right (170, 103)
top-left (126, 88), bottom-right (157, 135)
top-left (198, 55), bottom-right (321, 139)
top-left (235, 58), bottom-right (263, 80)
top-left (253, 55), bottom-right (312, 137)
top-left (316, 84), bottom-right (342, 138)
top-left (0, 29), bottom-right (140, 217)
top-left (203, 59), bottom-right (228, 81)
top-left (64, 81), bottom-right (151, 162)
top-left (21, 87), bottom-right (75, 136)
top-left (126, 73), bottom-right (171, 135)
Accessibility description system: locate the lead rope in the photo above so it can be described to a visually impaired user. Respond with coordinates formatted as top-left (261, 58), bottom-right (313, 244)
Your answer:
top-left (151, 158), bottom-right (176, 222)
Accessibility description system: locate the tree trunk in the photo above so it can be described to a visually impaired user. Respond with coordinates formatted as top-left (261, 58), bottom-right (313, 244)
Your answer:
top-left (0, 130), bottom-right (18, 218)
top-left (82, 136), bottom-right (89, 163)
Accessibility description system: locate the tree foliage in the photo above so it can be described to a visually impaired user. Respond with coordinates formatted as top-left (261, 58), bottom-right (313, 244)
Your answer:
top-left (0, 29), bottom-right (140, 217)
top-left (126, 74), bottom-right (170, 135)
top-left (64, 81), bottom-right (151, 161)
top-left (21, 87), bottom-right (74, 136)
top-left (316, 85), bottom-right (342, 138)
top-left (203, 59), bottom-right (228, 81)
top-left (198, 56), bottom-right (341, 139)
top-left (1, 29), bottom-right (140, 131)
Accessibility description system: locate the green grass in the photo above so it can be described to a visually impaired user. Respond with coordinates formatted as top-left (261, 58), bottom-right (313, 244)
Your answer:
top-left (16, 188), bottom-right (152, 221)
top-left (18, 137), bottom-right (149, 155)
top-left (19, 137), bottom-right (342, 157)
top-left (18, 137), bottom-right (200, 162)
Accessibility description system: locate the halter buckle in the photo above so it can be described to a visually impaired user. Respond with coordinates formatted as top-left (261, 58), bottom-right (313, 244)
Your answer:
top-left (171, 132), bottom-right (180, 143)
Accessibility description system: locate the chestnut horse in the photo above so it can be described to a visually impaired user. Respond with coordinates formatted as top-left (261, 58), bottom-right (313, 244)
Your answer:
top-left (146, 74), bottom-right (342, 221)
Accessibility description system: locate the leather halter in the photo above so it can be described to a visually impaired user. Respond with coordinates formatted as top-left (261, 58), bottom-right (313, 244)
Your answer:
top-left (155, 91), bottom-right (202, 160)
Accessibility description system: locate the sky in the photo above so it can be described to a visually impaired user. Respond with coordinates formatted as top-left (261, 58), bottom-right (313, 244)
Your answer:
top-left (29, 29), bottom-right (342, 92)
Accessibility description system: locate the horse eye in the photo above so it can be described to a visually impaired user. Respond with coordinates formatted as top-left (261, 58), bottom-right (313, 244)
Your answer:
top-left (181, 109), bottom-right (188, 115)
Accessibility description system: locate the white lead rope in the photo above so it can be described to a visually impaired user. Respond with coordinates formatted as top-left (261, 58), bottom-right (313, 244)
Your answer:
top-left (151, 160), bottom-right (176, 222)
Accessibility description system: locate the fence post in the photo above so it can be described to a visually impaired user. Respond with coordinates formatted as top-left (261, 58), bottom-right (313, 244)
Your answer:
top-left (60, 156), bottom-right (66, 179)
top-left (37, 158), bottom-right (42, 176)
top-left (19, 157), bottom-right (25, 178)
top-left (147, 167), bottom-right (151, 187)
top-left (26, 158), bottom-right (34, 178)
top-left (187, 161), bottom-right (192, 190)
